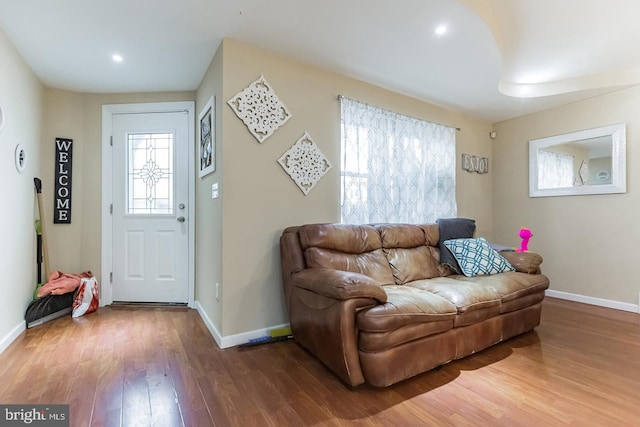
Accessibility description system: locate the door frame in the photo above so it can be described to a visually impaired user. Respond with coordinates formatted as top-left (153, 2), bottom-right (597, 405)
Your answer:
top-left (101, 101), bottom-right (196, 307)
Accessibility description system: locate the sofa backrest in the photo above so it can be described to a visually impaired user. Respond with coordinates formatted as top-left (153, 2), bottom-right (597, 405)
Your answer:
top-left (375, 224), bottom-right (444, 284)
top-left (299, 224), bottom-right (395, 286)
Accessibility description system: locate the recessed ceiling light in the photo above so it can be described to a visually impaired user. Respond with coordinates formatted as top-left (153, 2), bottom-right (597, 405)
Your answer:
top-left (434, 25), bottom-right (448, 36)
top-left (112, 54), bottom-right (123, 63)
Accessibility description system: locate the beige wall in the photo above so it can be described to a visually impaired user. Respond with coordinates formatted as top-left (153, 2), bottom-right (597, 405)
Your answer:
top-left (0, 28), bottom-right (43, 343)
top-left (493, 85), bottom-right (640, 305)
top-left (198, 39), bottom-right (494, 338)
top-left (195, 43), bottom-right (224, 331)
top-left (41, 90), bottom-right (84, 274)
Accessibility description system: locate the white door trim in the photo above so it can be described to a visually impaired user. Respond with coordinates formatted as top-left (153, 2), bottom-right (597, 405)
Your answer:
top-left (101, 102), bottom-right (195, 307)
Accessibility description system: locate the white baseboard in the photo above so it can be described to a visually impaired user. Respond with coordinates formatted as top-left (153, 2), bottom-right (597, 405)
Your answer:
top-left (195, 300), bottom-right (223, 349)
top-left (194, 300), bottom-right (290, 349)
top-left (546, 289), bottom-right (640, 314)
top-left (0, 320), bottom-right (26, 354)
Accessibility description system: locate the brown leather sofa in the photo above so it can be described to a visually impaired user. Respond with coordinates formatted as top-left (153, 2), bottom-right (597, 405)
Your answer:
top-left (280, 223), bottom-right (549, 387)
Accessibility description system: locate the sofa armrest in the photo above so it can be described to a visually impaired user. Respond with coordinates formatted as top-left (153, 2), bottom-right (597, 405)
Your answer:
top-left (292, 268), bottom-right (387, 303)
top-left (501, 251), bottom-right (543, 274)
top-left (288, 269), bottom-right (386, 387)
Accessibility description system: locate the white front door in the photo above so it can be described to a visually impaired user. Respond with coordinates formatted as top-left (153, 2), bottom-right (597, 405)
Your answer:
top-left (111, 111), bottom-right (190, 303)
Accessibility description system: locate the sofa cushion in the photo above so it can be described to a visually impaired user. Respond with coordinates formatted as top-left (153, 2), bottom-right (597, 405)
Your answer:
top-left (436, 218), bottom-right (476, 274)
top-left (376, 224), bottom-right (425, 248)
top-left (406, 277), bottom-right (501, 314)
top-left (300, 224), bottom-right (395, 286)
top-left (375, 224), bottom-right (441, 284)
top-left (305, 247), bottom-right (395, 286)
top-left (451, 271), bottom-right (549, 313)
top-left (419, 224), bottom-right (440, 247)
top-left (384, 247), bottom-right (442, 284)
top-left (299, 223), bottom-right (382, 254)
top-left (357, 285), bottom-right (457, 332)
top-left (443, 237), bottom-right (515, 277)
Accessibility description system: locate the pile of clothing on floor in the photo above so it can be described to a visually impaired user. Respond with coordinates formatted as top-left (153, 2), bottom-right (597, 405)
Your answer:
top-left (26, 270), bottom-right (99, 328)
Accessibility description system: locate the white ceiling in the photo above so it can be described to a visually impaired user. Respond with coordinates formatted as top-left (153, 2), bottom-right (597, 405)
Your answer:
top-left (1, 0), bottom-right (639, 123)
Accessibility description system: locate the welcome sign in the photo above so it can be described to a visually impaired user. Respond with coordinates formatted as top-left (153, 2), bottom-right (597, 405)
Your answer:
top-left (54, 138), bottom-right (73, 224)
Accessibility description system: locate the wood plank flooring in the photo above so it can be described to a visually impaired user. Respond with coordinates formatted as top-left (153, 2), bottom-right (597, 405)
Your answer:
top-left (0, 297), bottom-right (638, 426)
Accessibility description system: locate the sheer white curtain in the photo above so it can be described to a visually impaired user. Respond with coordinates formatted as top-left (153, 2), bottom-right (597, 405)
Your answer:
top-left (340, 97), bottom-right (457, 224)
top-left (538, 150), bottom-right (574, 189)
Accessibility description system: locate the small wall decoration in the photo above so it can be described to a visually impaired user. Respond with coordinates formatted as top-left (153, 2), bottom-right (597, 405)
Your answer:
top-left (14, 144), bottom-right (26, 173)
top-left (54, 138), bottom-right (73, 224)
top-left (461, 153), bottom-right (489, 174)
top-left (227, 74), bottom-right (292, 143)
top-left (198, 96), bottom-right (215, 178)
top-left (0, 104), bottom-right (5, 134)
top-left (578, 160), bottom-right (588, 185)
top-left (278, 132), bottom-right (332, 195)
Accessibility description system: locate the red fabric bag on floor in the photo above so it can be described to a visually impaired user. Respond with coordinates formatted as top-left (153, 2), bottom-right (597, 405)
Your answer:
top-left (72, 277), bottom-right (99, 318)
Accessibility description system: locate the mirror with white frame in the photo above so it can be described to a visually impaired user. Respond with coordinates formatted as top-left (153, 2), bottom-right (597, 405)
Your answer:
top-left (529, 123), bottom-right (626, 197)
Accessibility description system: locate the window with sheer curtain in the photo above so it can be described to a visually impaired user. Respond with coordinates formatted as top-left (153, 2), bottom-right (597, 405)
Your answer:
top-left (340, 97), bottom-right (457, 224)
top-left (538, 149), bottom-right (574, 189)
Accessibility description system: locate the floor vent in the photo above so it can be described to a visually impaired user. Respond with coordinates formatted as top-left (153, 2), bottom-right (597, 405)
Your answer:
top-left (110, 301), bottom-right (188, 310)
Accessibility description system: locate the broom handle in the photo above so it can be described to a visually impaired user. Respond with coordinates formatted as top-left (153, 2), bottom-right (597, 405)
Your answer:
top-left (34, 178), bottom-right (51, 279)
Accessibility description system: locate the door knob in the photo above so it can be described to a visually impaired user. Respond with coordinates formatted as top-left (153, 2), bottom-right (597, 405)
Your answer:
top-left (177, 216), bottom-right (186, 223)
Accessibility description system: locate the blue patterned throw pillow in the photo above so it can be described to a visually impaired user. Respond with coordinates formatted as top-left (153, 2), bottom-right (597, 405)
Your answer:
top-left (443, 237), bottom-right (515, 277)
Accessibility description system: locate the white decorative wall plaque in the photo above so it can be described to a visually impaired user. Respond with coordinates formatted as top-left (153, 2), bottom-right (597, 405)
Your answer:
top-left (227, 74), bottom-right (292, 143)
top-left (278, 132), bottom-right (332, 195)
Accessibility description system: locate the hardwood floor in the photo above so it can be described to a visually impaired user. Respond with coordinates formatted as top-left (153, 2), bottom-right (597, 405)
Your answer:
top-left (0, 297), bottom-right (638, 426)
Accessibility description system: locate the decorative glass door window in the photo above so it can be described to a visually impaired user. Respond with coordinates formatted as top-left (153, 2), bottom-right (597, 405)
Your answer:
top-left (127, 132), bottom-right (174, 214)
